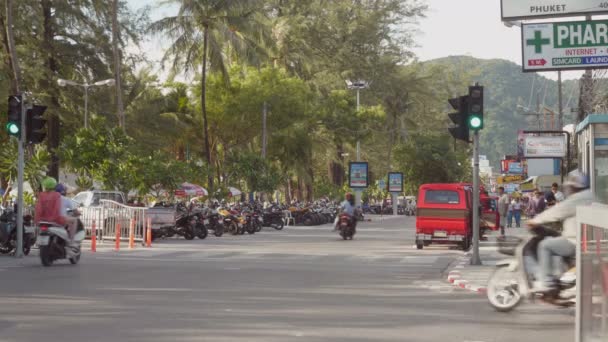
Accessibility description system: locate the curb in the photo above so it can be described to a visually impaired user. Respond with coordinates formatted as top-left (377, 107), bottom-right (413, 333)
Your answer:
top-left (446, 255), bottom-right (488, 294)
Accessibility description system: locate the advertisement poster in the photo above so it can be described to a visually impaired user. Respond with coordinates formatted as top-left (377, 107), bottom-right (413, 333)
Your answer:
top-left (524, 136), bottom-right (566, 158)
top-left (388, 172), bottom-right (404, 193)
top-left (349, 162), bottom-right (369, 188)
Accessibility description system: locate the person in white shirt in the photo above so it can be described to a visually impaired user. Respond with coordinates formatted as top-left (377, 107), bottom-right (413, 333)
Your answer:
top-left (511, 197), bottom-right (522, 228)
top-left (528, 172), bottom-right (593, 292)
top-left (55, 184), bottom-right (77, 243)
top-left (551, 182), bottom-right (565, 202)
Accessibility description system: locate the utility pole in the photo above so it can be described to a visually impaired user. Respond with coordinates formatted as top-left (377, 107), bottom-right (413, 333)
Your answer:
top-left (557, 71), bottom-right (564, 129)
top-left (471, 130), bottom-right (481, 265)
top-left (262, 101), bottom-right (267, 158)
top-left (15, 93), bottom-right (26, 258)
top-left (355, 88), bottom-right (361, 208)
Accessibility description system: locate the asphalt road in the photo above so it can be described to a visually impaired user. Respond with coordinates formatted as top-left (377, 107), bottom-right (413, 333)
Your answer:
top-left (0, 215), bottom-right (574, 342)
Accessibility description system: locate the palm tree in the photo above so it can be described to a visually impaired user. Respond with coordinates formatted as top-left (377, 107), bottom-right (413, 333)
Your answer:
top-left (149, 0), bottom-right (267, 192)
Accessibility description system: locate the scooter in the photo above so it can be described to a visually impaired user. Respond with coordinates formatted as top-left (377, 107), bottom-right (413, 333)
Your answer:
top-left (486, 225), bottom-right (576, 312)
top-left (338, 213), bottom-right (356, 240)
top-left (37, 210), bottom-right (85, 266)
top-left (0, 207), bottom-right (36, 255)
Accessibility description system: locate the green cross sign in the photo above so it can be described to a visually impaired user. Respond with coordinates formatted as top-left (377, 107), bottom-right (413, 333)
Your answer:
top-left (526, 30), bottom-right (550, 54)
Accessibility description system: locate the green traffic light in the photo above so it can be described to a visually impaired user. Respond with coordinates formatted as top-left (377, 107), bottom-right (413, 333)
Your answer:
top-left (6, 122), bottom-right (19, 135)
top-left (468, 116), bottom-right (482, 129)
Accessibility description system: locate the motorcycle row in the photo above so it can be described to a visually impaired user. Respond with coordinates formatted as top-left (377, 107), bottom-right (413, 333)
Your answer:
top-left (150, 202), bottom-right (289, 241)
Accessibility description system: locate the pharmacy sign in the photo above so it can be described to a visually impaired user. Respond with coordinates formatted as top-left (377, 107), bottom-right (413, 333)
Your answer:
top-left (522, 20), bottom-right (608, 72)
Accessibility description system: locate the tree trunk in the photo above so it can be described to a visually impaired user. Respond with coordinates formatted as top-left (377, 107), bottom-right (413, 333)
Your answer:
top-left (306, 165), bottom-right (314, 202)
top-left (5, 0), bottom-right (19, 93)
top-left (202, 25), bottom-right (213, 193)
top-left (285, 178), bottom-right (291, 204)
top-left (42, 0), bottom-right (60, 179)
top-left (328, 143), bottom-right (344, 186)
top-left (112, 0), bottom-right (124, 130)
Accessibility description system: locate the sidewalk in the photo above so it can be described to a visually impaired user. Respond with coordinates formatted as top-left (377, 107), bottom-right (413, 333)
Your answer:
top-left (444, 227), bottom-right (529, 293)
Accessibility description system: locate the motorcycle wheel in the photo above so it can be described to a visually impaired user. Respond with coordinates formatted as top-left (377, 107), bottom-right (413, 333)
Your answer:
top-left (254, 221), bottom-right (262, 232)
top-left (196, 224), bottom-right (208, 239)
top-left (69, 248), bottom-right (81, 265)
top-left (166, 228), bottom-right (176, 238)
top-left (246, 223), bottom-right (256, 235)
top-left (213, 224), bottom-right (224, 237)
top-left (271, 218), bottom-right (284, 230)
top-left (487, 266), bottom-right (522, 312)
top-left (184, 226), bottom-right (195, 240)
top-left (39, 245), bottom-right (53, 267)
top-left (0, 245), bottom-right (12, 254)
top-left (229, 222), bottom-right (239, 235)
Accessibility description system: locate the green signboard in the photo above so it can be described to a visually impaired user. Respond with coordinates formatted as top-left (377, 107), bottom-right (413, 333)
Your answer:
top-left (522, 20), bottom-right (608, 72)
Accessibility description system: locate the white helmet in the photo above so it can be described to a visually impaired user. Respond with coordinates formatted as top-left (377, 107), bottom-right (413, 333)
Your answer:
top-left (563, 171), bottom-right (589, 189)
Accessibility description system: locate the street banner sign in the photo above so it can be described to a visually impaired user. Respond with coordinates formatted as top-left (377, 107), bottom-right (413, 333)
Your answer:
top-left (501, 159), bottom-right (525, 174)
top-left (349, 162), bottom-right (369, 188)
top-left (524, 136), bottom-right (567, 158)
top-left (388, 172), bottom-right (404, 193)
top-left (522, 20), bottom-right (608, 72)
top-left (502, 0), bottom-right (608, 21)
top-left (497, 175), bottom-right (526, 184)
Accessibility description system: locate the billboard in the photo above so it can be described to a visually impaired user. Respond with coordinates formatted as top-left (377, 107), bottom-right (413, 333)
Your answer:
top-left (501, 0), bottom-right (608, 21)
top-left (387, 172), bottom-right (404, 193)
top-left (522, 20), bottom-right (608, 72)
top-left (349, 162), bottom-right (369, 188)
top-left (524, 136), bottom-right (567, 158)
top-left (501, 159), bottom-right (526, 175)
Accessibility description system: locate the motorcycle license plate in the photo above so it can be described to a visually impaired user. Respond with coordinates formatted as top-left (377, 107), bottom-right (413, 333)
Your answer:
top-left (37, 236), bottom-right (49, 246)
top-left (434, 231), bottom-right (447, 238)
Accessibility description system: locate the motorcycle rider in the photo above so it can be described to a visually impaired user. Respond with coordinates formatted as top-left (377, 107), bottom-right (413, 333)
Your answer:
top-left (527, 171), bottom-right (594, 293)
top-left (55, 183), bottom-right (78, 244)
top-left (334, 192), bottom-right (356, 231)
top-left (34, 177), bottom-right (65, 231)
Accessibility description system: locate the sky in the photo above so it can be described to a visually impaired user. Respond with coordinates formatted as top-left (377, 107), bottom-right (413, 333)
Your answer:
top-left (127, 0), bottom-right (592, 81)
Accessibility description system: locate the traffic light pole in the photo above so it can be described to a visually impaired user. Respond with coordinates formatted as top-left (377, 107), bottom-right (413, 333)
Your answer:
top-left (471, 130), bottom-right (481, 265)
top-left (15, 93), bottom-right (25, 258)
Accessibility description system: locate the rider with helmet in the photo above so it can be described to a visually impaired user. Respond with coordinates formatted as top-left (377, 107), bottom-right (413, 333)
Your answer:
top-left (55, 183), bottom-right (78, 243)
top-left (34, 177), bottom-right (65, 230)
top-left (527, 171), bottom-right (594, 292)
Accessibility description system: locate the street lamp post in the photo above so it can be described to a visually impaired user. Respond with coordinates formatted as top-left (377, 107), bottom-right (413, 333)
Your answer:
top-left (346, 80), bottom-right (369, 209)
top-left (57, 78), bottom-right (115, 129)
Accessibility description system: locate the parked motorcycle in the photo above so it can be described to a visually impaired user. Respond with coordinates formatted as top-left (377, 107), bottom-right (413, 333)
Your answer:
top-left (172, 203), bottom-right (197, 240)
top-left (486, 225), bottom-right (576, 312)
top-left (263, 205), bottom-right (285, 230)
top-left (38, 209), bottom-right (85, 266)
top-left (0, 206), bottom-right (36, 255)
top-left (202, 207), bottom-right (224, 237)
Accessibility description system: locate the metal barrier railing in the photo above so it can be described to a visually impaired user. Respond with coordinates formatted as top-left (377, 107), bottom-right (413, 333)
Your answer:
top-left (576, 204), bottom-right (608, 342)
top-left (80, 200), bottom-right (147, 242)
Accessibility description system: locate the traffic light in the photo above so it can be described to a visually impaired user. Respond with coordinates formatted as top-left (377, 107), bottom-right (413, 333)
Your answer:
top-left (447, 95), bottom-right (470, 143)
top-left (25, 105), bottom-right (47, 144)
top-left (6, 95), bottom-right (22, 137)
top-left (468, 85), bottom-right (484, 130)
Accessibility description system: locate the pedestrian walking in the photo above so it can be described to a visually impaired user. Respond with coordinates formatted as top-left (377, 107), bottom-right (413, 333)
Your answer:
top-left (525, 193), bottom-right (536, 219)
top-left (512, 197), bottom-right (522, 227)
top-left (507, 198), bottom-right (513, 228)
top-left (534, 189), bottom-right (546, 215)
top-left (497, 186), bottom-right (509, 237)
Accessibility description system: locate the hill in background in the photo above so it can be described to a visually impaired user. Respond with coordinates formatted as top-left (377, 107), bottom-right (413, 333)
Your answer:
top-left (424, 56), bottom-right (579, 170)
